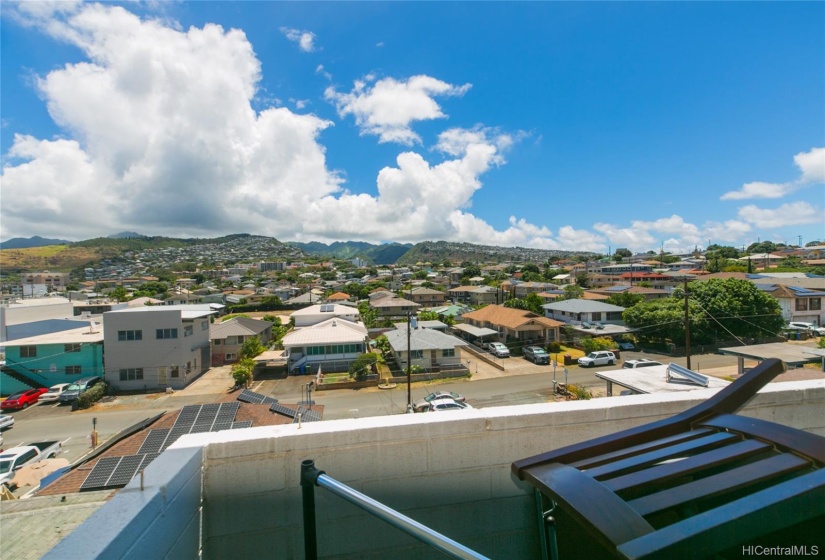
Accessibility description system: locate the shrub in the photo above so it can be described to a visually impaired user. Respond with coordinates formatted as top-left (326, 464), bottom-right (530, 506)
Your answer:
top-left (349, 353), bottom-right (381, 380)
top-left (548, 341), bottom-right (562, 353)
top-left (568, 384), bottom-right (592, 400)
top-left (581, 336), bottom-right (615, 354)
top-left (77, 382), bottom-right (108, 409)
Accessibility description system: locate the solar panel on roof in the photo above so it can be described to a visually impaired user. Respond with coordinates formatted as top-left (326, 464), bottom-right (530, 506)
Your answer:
top-left (788, 286), bottom-right (824, 296)
top-left (138, 453), bottom-right (159, 473)
top-left (270, 402), bottom-right (296, 418)
top-left (231, 421), bottom-right (253, 429)
top-left (107, 454), bottom-right (145, 487)
top-left (138, 428), bottom-right (171, 455)
top-left (262, 396), bottom-right (278, 405)
top-left (211, 422), bottom-right (233, 431)
top-left (80, 456), bottom-right (122, 491)
top-left (755, 284), bottom-right (777, 291)
top-left (605, 285), bottom-right (630, 292)
top-left (162, 426), bottom-right (192, 450)
top-left (237, 389), bottom-right (260, 403)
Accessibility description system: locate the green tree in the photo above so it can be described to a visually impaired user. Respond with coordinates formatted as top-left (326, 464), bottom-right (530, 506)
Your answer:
top-left (239, 336), bottom-right (266, 359)
top-left (502, 293), bottom-right (544, 315)
top-left (687, 278), bottom-right (784, 339)
top-left (574, 273), bottom-right (590, 288)
top-left (374, 335), bottom-right (391, 355)
top-left (623, 297), bottom-right (708, 344)
top-left (561, 284), bottom-right (584, 300)
top-left (613, 248), bottom-right (632, 262)
top-left (230, 357), bottom-right (255, 387)
top-left (460, 262), bottom-right (481, 278)
top-left (358, 301), bottom-right (378, 328)
top-left (109, 286), bottom-right (129, 302)
top-left (418, 310), bottom-right (440, 321)
top-left (606, 291), bottom-right (644, 308)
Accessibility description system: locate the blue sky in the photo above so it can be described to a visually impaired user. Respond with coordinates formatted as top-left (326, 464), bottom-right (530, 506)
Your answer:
top-left (1, 1), bottom-right (823, 254)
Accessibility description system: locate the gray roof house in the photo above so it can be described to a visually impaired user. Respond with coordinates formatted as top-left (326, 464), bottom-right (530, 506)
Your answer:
top-left (209, 317), bottom-right (274, 366)
top-left (385, 325), bottom-right (468, 374)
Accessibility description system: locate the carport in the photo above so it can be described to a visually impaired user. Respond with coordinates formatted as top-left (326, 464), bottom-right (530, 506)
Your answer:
top-left (451, 324), bottom-right (499, 345)
top-left (718, 342), bottom-right (825, 373)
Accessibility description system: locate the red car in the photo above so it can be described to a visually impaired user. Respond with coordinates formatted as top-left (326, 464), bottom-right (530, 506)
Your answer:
top-left (1, 388), bottom-right (48, 411)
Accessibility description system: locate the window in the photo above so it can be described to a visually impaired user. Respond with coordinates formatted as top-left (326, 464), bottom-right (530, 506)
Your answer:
top-left (119, 368), bottom-right (144, 381)
top-left (118, 330), bottom-right (142, 341)
top-left (184, 325), bottom-right (194, 337)
top-left (410, 350), bottom-right (424, 359)
top-left (442, 348), bottom-right (455, 357)
top-left (201, 321), bottom-right (208, 331)
top-left (65, 365), bottom-right (82, 375)
top-left (225, 353), bottom-right (236, 361)
top-left (20, 346), bottom-right (37, 358)
top-left (795, 299), bottom-right (809, 311)
top-left (156, 328), bottom-right (178, 339)
top-left (64, 343), bottom-right (81, 353)
top-left (811, 299), bottom-right (822, 311)
top-left (171, 366), bottom-right (180, 378)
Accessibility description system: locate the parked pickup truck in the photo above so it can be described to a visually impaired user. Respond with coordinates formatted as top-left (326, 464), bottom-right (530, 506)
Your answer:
top-left (0, 441), bottom-right (62, 486)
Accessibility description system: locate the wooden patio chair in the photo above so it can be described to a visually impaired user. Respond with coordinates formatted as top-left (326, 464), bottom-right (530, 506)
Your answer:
top-left (512, 358), bottom-right (825, 559)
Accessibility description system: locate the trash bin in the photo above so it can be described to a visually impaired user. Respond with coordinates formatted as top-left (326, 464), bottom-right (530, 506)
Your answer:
top-left (71, 400), bottom-right (79, 411)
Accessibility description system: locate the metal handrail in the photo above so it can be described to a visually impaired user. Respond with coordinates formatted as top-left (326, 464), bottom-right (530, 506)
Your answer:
top-left (301, 460), bottom-right (490, 560)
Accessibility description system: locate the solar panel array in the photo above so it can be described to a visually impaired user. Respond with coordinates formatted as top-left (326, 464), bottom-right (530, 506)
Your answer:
top-left (80, 453), bottom-right (159, 491)
top-left (788, 285), bottom-right (825, 296)
top-left (604, 285), bottom-right (631, 292)
top-left (270, 402), bottom-right (297, 418)
top-left (237, 389), bottom-right (278, 405)
top-left (293, 406), bottom-right (321, 423)
top-left (137, 403), bottom-right (243, 455)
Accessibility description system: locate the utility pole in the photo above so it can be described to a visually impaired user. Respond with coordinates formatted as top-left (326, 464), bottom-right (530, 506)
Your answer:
top-left (683, 278), bottom-right (691, 370)
top-left (406, 311), bottom-right (412, 413)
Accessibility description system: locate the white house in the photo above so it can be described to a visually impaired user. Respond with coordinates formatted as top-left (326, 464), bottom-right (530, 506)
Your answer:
top-left (290, 303), bottom-right (360, 328)
top-left (102, 305), bottom-right (216, 391)
top-left (281, 318), bottom-right (368, 374)
top-left (542, 299), bottom-right (626, 325)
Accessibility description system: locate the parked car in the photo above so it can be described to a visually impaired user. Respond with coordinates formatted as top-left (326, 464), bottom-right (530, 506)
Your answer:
top-left (787, 322), bottom-right (825, 336)
top-left (413, 391), bottom-right (466, 413)
top-left (1, 388), bottom-right (48, 411)
top-left (523, 346), bottom-right (550, 364)
top-left (0, 415), bottom-right (14, 430)
top-left (0, 441), bottom-right (62, 485)
top-left (617, 341), bottom-right (636, 351)
top-left (39, 383), bottom-right (72, 404)
top-left (622, 359), bottom-right (662, 369)
top-left (578, 351), bottom-right (617, 368)
top-left (424, 398), bottom-right (474, 412)
top-left (486, 342), bottom-right (510, 358)
top-left (58, 376), bottom-right (102, 405)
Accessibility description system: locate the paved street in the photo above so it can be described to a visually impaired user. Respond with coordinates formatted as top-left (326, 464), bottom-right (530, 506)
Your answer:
top-left (2, 344), bottom-right (819, 461)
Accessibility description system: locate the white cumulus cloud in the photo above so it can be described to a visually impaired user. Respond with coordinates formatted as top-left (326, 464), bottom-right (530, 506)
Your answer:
top-left (325, 75), bottom-right (471, 145)
top-left (721, 147), bottom-right (824, 200)
top-left (795, 147), bottom-right (825, 184)
top-left (281, 27), bottom-right (316, 52)
top-left (737, 202), bottom-right (823, 229)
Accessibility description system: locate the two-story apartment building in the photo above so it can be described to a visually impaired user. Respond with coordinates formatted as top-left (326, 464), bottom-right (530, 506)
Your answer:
top-left (102, 305), bottom-right (215, 391)
top-left (1, 325), bottom-right (105, 395)
top-left (408, 287), bottom-right (446, 308)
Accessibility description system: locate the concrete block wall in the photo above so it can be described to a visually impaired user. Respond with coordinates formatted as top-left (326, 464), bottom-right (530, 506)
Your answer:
top-left (43, 447), bottom-right (203, 560)
top-left (47, 379), bottom-right (824, 559)
top-left (197, 379), bottom-right (824, 559)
